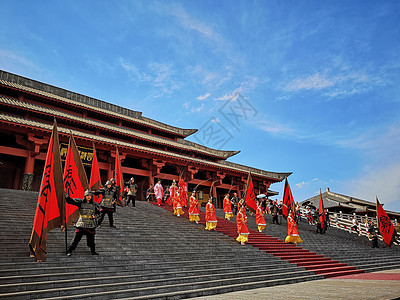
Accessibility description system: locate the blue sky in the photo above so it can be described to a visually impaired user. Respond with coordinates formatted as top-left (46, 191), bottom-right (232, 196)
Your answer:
top-left (1, 1), bottom-right (399, 212)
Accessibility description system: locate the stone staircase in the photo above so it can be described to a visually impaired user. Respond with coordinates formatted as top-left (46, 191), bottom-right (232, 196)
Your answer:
top-left (0, 189), bottom-right (321, 299)
top-left (160, 201), bottom-right (400, 277)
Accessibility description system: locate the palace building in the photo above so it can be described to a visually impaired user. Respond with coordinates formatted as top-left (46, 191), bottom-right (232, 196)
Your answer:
top-left (0, 69), bottom-right (291, 207)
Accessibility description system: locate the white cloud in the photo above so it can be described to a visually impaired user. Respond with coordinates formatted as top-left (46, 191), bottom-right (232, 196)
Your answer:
top-left (258, 120), bottom-right (294, 135)
top-left (214, 92), bottom-right (238, 101)
top-left (197, 93), bottom-right (211, 101)
top-left (347, 162), bottom-right (400, 212)
top-left (119, 58), bottom-right (180, 96)
top-left (191, 103), bottom-right (204, 113)
top-left (296, 178), bottom-right (320, 189)
top-left (0, 49), bottom-right (36, 70)
top-left (284, 72), bottom-right (334, 91)
top-left (280, 62), bottom-right (387, 99)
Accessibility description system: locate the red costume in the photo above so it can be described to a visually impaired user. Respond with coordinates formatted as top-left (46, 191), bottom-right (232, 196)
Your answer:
top-left (173, 192), bottom-right (184, 217)
top-left (256, 206), bottom-right (266, 232)
top-left (205, 201), bottom-right (217, 230)
top-left (285, 214), bottom-right (303, 244)
top-left (167, 182), bottom-right (178, 206)
top-left (223, 196), bottom-right (233, 220)
top-left (236, 208), bottom-right (250, 244)
top-left (178, 178), bottom-right (188, 207)
top-left (188, 194), bottom-right (200, 223)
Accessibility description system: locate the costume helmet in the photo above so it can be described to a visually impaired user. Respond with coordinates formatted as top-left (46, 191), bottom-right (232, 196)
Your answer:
top-left (84, 189), bottom-right (93, 197)
top-left (106, 180), bottom-right (112, 186)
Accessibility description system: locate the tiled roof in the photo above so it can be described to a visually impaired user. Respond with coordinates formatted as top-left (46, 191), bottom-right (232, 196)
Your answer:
top-left (0, 95), bottom-right (238, 159)
top-left (0, 112), bottom-right (290, 181)
top-left (0, 70), bottom-right (196, 137)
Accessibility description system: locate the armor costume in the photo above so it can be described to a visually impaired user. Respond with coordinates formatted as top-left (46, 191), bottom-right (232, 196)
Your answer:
top-left (66, 190), bottom-right (100, 256)
top-left (125, 178), bottom-right (138, 207)
top-left (94, 181), bottom-right (117, 228)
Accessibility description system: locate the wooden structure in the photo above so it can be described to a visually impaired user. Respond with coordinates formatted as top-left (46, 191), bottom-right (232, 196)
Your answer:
top-left (0, 70), bottom-right (291, 207)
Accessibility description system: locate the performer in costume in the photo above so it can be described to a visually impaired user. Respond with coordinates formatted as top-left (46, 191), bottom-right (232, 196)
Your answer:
top-left (109, 177), bottom-right (119, 210)
top-left (66, 190), bottom-right (100, 256)
top-left (236, 204), bottom-right (250, 245)
top-left (178, 178), bottom-right (188, 207)
top-left (167, 180), bottom-right (178, 206)
top-left (188, 190), bottom-right (200, 224)
top-left (285, 211), bottom-right (303, 244)
top-left (223, 193), bottom-right (233, 220)
top-left (146, 184), bottom-right (154, 202)
top-left (173, 191), bottom-right (184, 217)
top-left (125, 177), bottom-right (138, 207)
top-left (256, 201), bottom-right (266, 232)
top-left (94, 180), bottom-right (117, 228)
top-left (231, 192), bottom-right (239, 215)
top-left (205, 198), bottom-right (218, 230)
top-left (154, 180), bottom-right (164, 206)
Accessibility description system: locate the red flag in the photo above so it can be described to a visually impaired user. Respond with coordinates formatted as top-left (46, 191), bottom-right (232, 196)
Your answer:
top-left (245, 172), bottom-right (257, 213)
top-left (319, 189), bottom-right (326, 228)
top-left (282, 178), bottom-right (295, 219)
top-left (89, 143), bottom-right (102, 204)
top-left (29, 120), bottom-right (65, 262)
top-left (114, 147), bottom-right (123, 206)
top-left (376, 197), bottom-right (397, 247)
top-left (63, 134), bottom-right (89, 228)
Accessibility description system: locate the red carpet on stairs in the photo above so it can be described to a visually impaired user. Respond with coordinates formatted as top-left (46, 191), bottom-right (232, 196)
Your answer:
top-left (154, 202), bottom-right (364, 278)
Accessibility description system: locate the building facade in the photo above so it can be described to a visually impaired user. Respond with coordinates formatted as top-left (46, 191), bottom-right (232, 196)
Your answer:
top-left (0, 70), bottom-right (291, 207)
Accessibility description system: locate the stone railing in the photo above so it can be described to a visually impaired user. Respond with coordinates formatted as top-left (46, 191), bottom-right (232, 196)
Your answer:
top-left (299, 208), bottom-right (399, 246)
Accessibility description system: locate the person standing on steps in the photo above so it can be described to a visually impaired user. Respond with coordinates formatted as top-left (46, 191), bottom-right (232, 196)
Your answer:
top-left (188, 190), bottom-right (200, 224)
top-left (94, 181), bottom-right (117, 228)
top-left (256, 201), bottom-right (266, 232)
top-left (351, 217), bottom-right (360, 235)
top-left (109, 178), bottom-right (119, 210)
top-left (154, 180), bottom-right (164, 206)
top-left (125, 177), bottom-right (138, 207)
top-left (146, 184), bottom-right (154, 202)
top-left (231, 192), bottom-right (239, 215)
top-left (205, 197), bottom-right (218, 230)
top-left (223, 193), bottom-right (233, 220)
top-left (285, 210), bottom-right (303, 244)
top-left (66, 189), bottom-right (100, 256)
top-left (173, 190), bottom-right (184, 217)
top-left (271, 201), bottom-right (280, 225)
top-left (236, 204), bottom-right (250, 245)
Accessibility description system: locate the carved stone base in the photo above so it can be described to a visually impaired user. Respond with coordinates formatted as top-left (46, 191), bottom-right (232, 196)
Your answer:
top-left (22, 173), bottom-right (34, 191)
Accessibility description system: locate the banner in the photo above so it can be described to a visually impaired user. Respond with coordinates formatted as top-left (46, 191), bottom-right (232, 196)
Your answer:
top-left (245, 172), bottom-right (257, 213)
top-left (29, 119), bottom-right (65, 262)
top-left (376, 197), bottom-right (397, 247)
top-left (114, 147), bottom-right (124, 206)
top-left (63, 134), bottom-right (89, 227)
top-left (319, 189), bottom-right (326, 229)
top-left (282, 178), bottom-right (295, 219)
top-left (89, 143), bottom-right (102, 203)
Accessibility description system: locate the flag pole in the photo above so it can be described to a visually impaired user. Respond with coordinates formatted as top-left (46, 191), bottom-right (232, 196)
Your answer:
top-left (64, 197), bottom-right (68, 254)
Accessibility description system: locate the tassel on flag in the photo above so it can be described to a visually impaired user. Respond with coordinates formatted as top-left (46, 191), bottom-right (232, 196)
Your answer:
top-left (245, 172), bottom-right (257, 213)
top-left (63, 133), bottom-right (89, 228)
top-left (90, 143), bottom-right (102, 204)
top-left (114, 147), bottom-right (124, 206)
top-left (29, 119), bottom-right (65, 262)
top-left (376, 197), bottom-right (397, 247)
top-left (282, 178), bottom-right (295, 219)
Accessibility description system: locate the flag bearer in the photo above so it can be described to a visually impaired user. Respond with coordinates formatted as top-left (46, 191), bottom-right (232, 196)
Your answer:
top-left (66, 190), bottom-right (100, 256)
